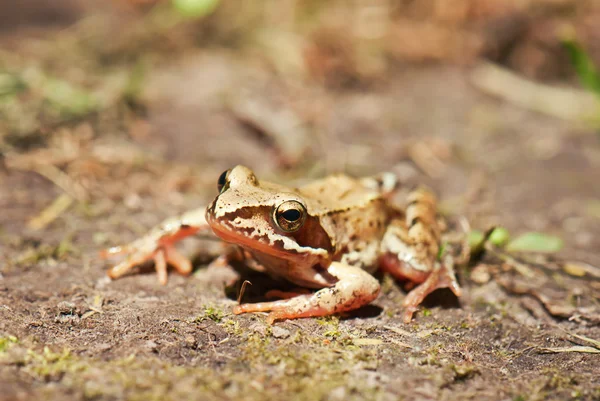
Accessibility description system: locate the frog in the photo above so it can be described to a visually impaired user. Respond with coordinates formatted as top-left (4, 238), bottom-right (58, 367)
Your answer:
top-left (102, 165), bottom-right (462, 323)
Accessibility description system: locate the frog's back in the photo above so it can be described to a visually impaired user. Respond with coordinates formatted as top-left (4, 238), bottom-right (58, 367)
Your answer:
top-left (298, 174), bottom-right (383, 214)
top-left (298, 174), bottom-right (392, 270)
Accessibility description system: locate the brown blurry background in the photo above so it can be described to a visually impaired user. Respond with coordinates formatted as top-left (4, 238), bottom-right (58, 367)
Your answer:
top-left (1, 1), bottom-right (599, 400)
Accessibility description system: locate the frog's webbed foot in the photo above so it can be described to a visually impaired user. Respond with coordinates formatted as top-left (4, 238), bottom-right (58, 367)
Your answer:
top-left (233, 262), bottom-right (380, 324)
top-left (101, 207), bottom-right (209, 284)
top-left (401, 255), bottom-right (461, 323)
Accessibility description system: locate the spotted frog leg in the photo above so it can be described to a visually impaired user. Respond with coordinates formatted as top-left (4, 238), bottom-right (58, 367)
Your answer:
top-left (101, 207), bottom-right (210, 284)
top-left (379, 188), bottom-right (461, 323)
top-left (233, 262), bottom-right (380, 324)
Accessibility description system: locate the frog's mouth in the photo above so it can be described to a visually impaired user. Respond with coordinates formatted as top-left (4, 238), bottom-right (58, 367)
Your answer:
top-left (207, 215), bottom-right (328, 264)
top-left (208, 220), bottom-right (291, 258)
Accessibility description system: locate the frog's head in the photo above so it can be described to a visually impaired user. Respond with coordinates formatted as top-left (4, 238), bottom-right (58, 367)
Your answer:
top-left (206, 166), bottom-right (331, 265)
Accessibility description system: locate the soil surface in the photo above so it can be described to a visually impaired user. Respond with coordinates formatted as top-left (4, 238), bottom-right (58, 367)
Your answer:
top-left (1, 2), bottom-right (599, 400)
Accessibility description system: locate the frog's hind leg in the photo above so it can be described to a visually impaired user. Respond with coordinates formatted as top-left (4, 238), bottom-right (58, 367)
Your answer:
top-left (233, 262), bottom-right (380, 324)
top-left (379, 188), bottom-right (461, 322)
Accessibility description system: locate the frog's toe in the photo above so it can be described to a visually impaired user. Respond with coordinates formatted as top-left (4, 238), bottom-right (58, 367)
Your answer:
top-left (106, 250), bottom-right (153, 281)
top-left (445, 274), bottom-right (462, 297)
top-left (164, 246), bottom-right (192, 276)
top-left (154, 248), bottom-right (168, 285)
top-left (233, 300), bottom-right (283, 315)
top-left (402, 306), bottom-right (418, 324)
top-left (401, 262), bottom-right (462, 322)
top-left (266, 310), bottom-right (294, 325)
top-left (105, 242), bottom-right (192, 285)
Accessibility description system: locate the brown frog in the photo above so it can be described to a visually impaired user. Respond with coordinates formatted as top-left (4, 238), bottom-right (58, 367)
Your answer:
top-left (102, 165), bottom-right (461, 323)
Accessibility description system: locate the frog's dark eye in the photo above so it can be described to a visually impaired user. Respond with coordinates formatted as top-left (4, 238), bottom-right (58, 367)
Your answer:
top-left (273, 200), bottom-right (306, 233)
top-left (217, 169), bottom-right (230, 193)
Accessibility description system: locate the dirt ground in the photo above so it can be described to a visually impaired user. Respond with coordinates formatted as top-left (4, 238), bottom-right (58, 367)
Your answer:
top-left (1, 1), bottom-right (599, 400)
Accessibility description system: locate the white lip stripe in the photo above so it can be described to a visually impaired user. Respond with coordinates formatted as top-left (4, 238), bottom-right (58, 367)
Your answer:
top-left (215, 211), bottom-right (329, 258)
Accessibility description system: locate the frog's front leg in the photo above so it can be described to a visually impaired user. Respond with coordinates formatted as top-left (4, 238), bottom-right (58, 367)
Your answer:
top-left (379, 188), bottom-right (461, 323)
top-left (233, 262), bottom-right (380, 324)
top-left (101, 207), bottom-right (211, 284)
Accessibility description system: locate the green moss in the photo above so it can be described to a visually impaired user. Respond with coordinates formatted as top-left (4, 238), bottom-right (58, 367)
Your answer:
top-left (0, 335), bottom-right (18, 352)
top-left (449, 363), bottom-right (479, 381)
top-left (24, 347), bottom-right (88, 381)
top-left (317, 316), bottom-right (342, 338)
top-left (222, 319), bottom-right (243, 336)
top-left (0, 71), bottom-right (26, 97)
top-left (11, 236), bottom-right (77, 267)
top-left (236, 331), bottom-right (382, 399)
top-left (196, 305), bottom-right (226, 323)
top-left (42, 77), bottom-right (98, 118)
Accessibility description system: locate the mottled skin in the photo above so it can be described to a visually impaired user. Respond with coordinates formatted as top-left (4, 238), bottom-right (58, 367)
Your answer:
top-left (102, 165), bottom-right (461, 323)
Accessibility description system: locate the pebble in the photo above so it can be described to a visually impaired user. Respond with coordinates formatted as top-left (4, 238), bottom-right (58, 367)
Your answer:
top-left (57, 301), bottom-right (77, 315)
top-left (271, 326), bottom-right (290, 339)
top-left (145, 340), bottom-right (158, 351)
top-left (184, 335), bottom-right (197, 348)
top-left (249, 322), bottom-right (267, 336)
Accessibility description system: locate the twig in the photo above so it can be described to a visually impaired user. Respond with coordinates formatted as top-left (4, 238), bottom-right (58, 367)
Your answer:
top-left (484, 245), bottom-right (536, 278)
top-left (27, 193), bottom-right (74, 230)
top-left (237, 280), bottom-right (252, 304)
top-left (471, 61), bottom-right (599, 122)
top-left (9, 161), bottom-right (88, 202)
top-left (468, 225), bottom-right (497, 265)
top-left (538, 346), bottom-right (600, 354)
top-left (554, 325), bottom-right (600, 349)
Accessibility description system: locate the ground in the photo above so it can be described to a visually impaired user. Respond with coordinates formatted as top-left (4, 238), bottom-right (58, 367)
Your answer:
top-left (1, 1), bottom-right (599, 400)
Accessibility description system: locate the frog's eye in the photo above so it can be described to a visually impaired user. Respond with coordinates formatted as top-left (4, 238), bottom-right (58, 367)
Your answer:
top-left (217, 169), bottom-right (230, 193)
top-left (273, 200), bottom-right (307, 233)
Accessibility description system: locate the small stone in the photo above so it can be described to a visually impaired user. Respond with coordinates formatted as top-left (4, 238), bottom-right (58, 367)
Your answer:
top-left (249, 322), bottom-right (267, 336)
top-left (184, 335), bottom-right (197, 348)
top-left (95, 276), bottom-right (111, 289)
top-left (470, 265), bottom-right (491, 284)
top-left (145, 340), bottom-right (158, 351)
top-left (57, 301), bottom-right (76, 315)
top-left (96, 343), bottom-right (112, 352)
top-left (55, 314), bottom-right (80, 324)
top-left (271, 326), bottom-right (290, 339)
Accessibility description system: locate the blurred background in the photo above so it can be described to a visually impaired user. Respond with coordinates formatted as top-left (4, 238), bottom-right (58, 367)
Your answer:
top-left (1, 2), bottom-right (600, 400)
top-left (2, 0), bottom-right (599, 259)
